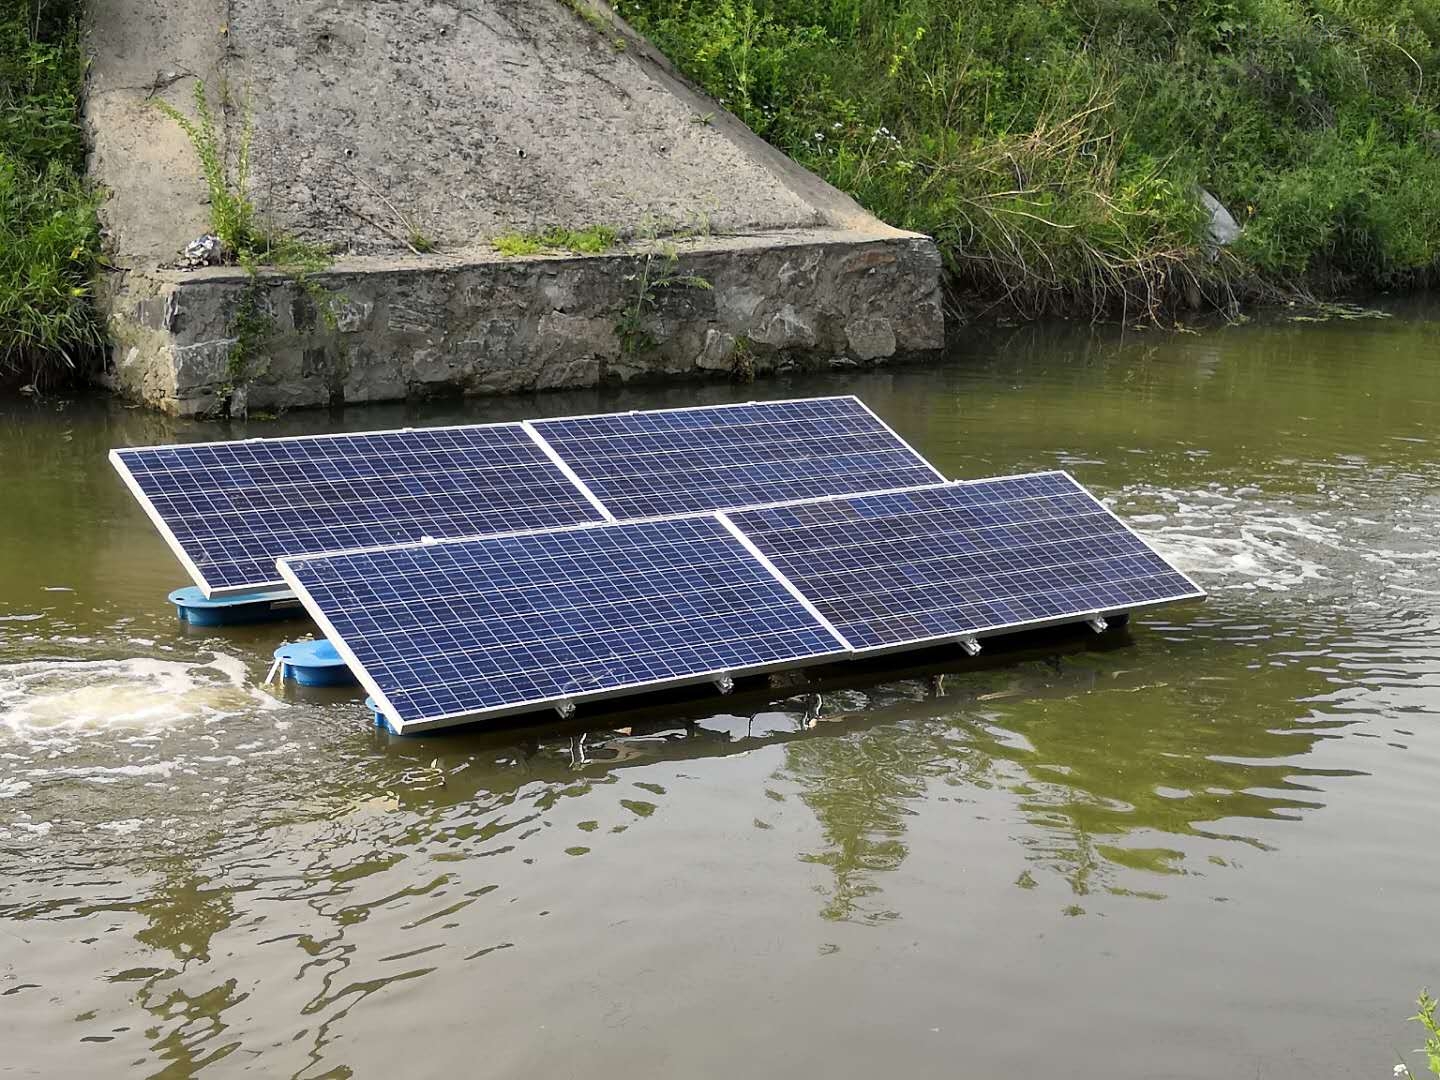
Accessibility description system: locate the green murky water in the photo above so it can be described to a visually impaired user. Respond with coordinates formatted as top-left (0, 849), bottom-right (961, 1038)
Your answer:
top-left (3, 306), bottom-right (1439, 1078)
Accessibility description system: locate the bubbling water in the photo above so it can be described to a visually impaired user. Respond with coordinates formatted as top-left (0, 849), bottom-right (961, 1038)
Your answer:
top-left (0, 653), bottom-right (281, 744)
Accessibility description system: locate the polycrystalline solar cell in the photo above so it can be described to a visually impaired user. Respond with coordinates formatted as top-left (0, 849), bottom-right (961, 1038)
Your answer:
top-left (529, 396), bottom-right (943, 521)
top-left (727, 472), bottom-right (1204, 652)
top-left (277, 516), bottom-right (848, 731)
top-left (111, 425), bottom-right (608, 595)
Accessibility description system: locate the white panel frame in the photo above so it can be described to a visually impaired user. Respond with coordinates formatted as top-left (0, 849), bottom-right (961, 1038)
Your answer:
top-left (850, 395), bottom-right (948, 482)
top-left (520, 420), bottom-right (616, 521)
top-left (715, 512), bottom-right (855, 651)
top-left (521, 393), bottom-right (868, 425)
top-left (109, 447), bottom-right (223, 595)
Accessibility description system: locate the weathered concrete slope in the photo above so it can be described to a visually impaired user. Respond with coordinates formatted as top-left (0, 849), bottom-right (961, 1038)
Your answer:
top-left (86, 0), bottom-right (944, 415)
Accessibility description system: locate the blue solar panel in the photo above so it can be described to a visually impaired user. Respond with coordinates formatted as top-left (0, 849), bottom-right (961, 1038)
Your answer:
top-left (529, 396), bottom-right (943, 521)
top-left (726, 473), bottom-right (1204, 652)
top-left (277, 517), bottom-right (849, 732)
top-left (111, 424), bottom-right (609, 595)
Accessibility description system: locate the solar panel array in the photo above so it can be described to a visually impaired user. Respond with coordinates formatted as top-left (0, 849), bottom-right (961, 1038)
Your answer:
top-left (726, 473), bottom-right (1204, 652)
top-left (277, 517), bottom-right (849, 730)
top-left (112, 425), bottom-right (609, 595)
top-left (111, 396), bottom-right (1204, 733)
top-left (530, 397), bottom-right (942, 521)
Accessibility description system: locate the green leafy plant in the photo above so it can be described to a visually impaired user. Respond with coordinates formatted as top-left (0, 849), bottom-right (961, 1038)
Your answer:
top-left (0, 0), bottom-right (101, 382)
top-left (1396, 990), bottom-right (1440, 1079)
top-left (614, 243), bottom-right (711, 356)
top-left (153, 82), bottom-right (258, 256)
top-left (729, 334), bottom-right (755, 382)
top-left (154, 80), bottom-right (342, 414)
top-left (493, 233), bottom-right (546, 257)
top-left (0, 158), bottom-right (100, 377)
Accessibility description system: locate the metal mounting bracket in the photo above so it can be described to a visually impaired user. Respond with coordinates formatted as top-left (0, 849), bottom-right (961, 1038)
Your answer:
top-left (1086, 616), bottom-right (1109, 634)
top-left (713, 674), bottom-right (736, 695)
top-left (554, 699), bottom-right (576, 719)
top-left (958, 636), bottom-right (981, 657)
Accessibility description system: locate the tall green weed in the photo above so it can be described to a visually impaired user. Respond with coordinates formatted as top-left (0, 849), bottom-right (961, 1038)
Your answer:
top-left (153, 82), bottom-right (259, 256)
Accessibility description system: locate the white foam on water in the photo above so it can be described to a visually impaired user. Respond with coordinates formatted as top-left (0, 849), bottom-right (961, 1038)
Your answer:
top-left (1112, 477), bottom-right (1440, 605)
top-left (36, 761), bottom-right (182, 784)
top-left (0, 653), bottom-right (282, 742)
top-left (95, 818), bottom-right (145, 835)
top-left (1125, 493), bottom-right (1338, 592)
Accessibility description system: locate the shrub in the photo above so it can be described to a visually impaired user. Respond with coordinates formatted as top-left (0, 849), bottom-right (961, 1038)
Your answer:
top-left (627, 0), bottom-right (1440, 316)
top-left (0, 0), bottom-right (100, 382)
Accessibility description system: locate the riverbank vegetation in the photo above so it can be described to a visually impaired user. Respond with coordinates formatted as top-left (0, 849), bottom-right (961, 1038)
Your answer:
top-left (1398, 990), bottom-right (1440, 1079)
top-left (627, 0), bottom-right (1440, 318)
top-left (0, 0), bottom-right (99, 383)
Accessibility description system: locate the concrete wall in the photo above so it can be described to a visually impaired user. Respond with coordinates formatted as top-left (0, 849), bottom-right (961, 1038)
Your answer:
top-left (105, 231), bottom-right (943, 416)
top-left (86, 0), bottom-right (945, 415)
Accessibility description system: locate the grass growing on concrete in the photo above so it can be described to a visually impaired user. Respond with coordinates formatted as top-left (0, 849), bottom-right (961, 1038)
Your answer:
top-left (493, 225), bottom-right (619, 256)
top-left (153, 83), bottom-right (259, 257)
top-left (559, 0), bottom-right (629, 50)
top-left (0, 0), bottom-right (101, 382)
top-left (156, 80), bottom-right (341, 417)
top-left (628, 0), bottom-right (1440, 317)
top-left (614, 242), bottom-right (711, 356)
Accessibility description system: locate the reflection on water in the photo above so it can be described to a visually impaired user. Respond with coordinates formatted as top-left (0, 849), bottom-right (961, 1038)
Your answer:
top-left (3, 303), bottom-right (1440, 1078)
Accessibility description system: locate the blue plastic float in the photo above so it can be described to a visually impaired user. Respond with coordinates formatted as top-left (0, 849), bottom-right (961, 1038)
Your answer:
top-left (169, 585), bottom-right (306, 626)
top-left (365, 697), bottom-right (397, 733)
top-left (272, 639), bottom-right (358, 687)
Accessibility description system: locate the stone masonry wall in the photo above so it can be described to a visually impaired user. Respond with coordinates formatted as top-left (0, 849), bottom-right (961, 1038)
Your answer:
top-left (103, 231), bottom-right (943, 417)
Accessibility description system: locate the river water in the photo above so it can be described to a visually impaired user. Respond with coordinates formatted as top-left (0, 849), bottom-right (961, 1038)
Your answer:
top-left (2, 306), bottom-right (1439, 1078)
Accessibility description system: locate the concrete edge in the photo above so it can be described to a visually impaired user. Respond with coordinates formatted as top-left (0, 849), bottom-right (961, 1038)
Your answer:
top-left (145, 227), bottom-right (938, 285)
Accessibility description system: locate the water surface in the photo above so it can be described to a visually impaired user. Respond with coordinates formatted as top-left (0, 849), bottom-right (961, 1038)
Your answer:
top-left (3, 306), bottom-right (1439, 1078)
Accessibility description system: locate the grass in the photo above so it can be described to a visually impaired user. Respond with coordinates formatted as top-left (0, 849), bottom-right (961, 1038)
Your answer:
top-left (493, 225), bottom-right (619, 256)
top-left (0, 0), bottom-right (101, 383)
top-left (626, 0), bottom-right (1440, 318)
